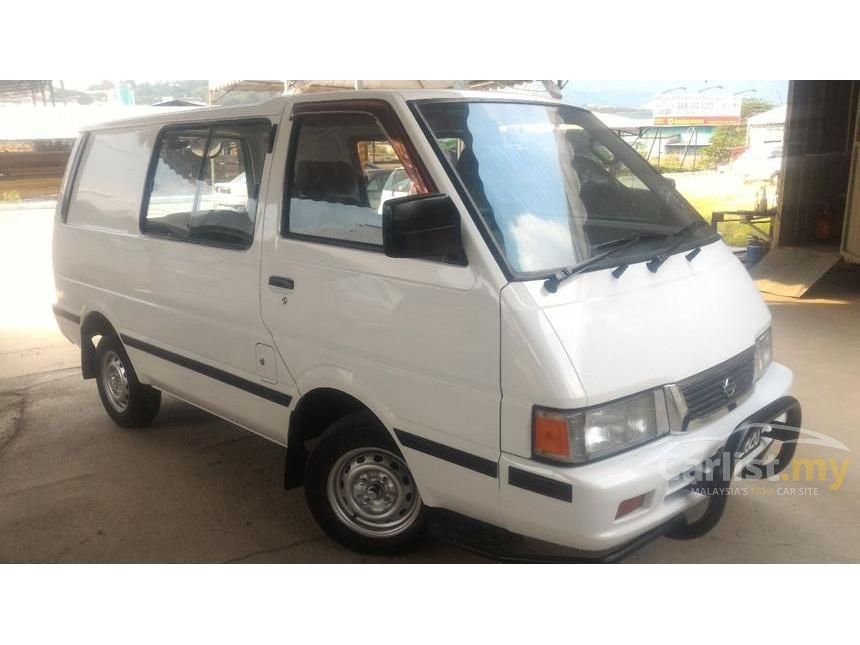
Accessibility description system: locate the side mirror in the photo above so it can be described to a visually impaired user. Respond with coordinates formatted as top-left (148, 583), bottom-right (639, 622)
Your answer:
top-left (382, 193), bottom-right (466, 264)
top-left (665, 177), bottom-right (676, 189)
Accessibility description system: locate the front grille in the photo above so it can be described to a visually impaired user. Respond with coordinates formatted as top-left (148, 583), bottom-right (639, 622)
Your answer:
top-left (678, 347), bottom-right (755, 423)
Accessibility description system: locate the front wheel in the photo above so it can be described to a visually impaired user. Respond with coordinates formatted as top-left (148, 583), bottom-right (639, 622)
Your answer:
top-left (304, 411), bottom-right (426, 554)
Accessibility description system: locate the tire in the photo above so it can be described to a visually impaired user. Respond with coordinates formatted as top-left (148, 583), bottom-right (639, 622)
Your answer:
top-left (94, 334), bottom-right (161, 428)
top-left (304, 411), bottom-right (426, 554)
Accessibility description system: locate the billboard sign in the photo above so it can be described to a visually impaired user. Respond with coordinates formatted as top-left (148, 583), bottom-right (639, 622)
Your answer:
top-left (653, 94), bottom-right (742, 126)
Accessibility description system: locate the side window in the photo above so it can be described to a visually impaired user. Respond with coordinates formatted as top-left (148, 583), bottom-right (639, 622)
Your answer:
top-left (66, 129), bottom-right (152, 233)
top-left (357, 139), bottom-right (402, 210)
top-left (145, 130), bottom-right (207, 227)
top-left (286, 112), bottom-right (425, 247)
top-left (143, 121), bottom-right (269, 249)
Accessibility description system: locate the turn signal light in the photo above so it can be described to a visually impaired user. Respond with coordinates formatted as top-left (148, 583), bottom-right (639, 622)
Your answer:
top-left (616, 494), bottom-right (647, 519)
top-left (533, 411), bottom-right (570, 460)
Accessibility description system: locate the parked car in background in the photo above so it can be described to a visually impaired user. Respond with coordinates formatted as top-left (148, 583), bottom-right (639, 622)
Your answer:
top-left (721, 144), bottom-right (783, 182)
top-left (364, 166), bottom-right (394, 210)
top-left (213, 172), bottom-right (250, 208)
top-left (376, 166), bottom-right (414, 213)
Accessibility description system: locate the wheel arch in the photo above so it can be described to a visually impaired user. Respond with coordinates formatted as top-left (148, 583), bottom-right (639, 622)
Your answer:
top-left (79, 309), bottom-right (121, 379)
top-left (285, 386), bottom-right (397, 489)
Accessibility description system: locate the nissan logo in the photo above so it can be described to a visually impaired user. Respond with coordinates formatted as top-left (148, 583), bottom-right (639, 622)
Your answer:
top-left (722, 377), bottom-right (737, 398)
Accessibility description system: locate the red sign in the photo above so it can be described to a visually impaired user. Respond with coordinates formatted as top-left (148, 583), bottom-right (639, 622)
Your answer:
top-left (654, 115), bottom-right (742, 126)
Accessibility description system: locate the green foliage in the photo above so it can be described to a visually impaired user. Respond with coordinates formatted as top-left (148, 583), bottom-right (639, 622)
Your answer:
top-left (652, 156), bottom-right (711, 172)
top-left (700, 98), bottom-right (775, 167)
top-left (702, 126), bottom-right (746, 166)
top-left (741, 97), bottom-right (774, 120)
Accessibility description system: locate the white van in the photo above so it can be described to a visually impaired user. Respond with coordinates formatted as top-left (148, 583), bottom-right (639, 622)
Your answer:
top-left (52, 90), bottom-right (800, 558)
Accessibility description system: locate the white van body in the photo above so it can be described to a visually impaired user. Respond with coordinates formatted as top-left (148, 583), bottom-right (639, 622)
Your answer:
top-left (52, 90), bottom-right (798, 557)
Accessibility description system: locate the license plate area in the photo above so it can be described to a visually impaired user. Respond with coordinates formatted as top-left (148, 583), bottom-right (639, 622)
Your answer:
top-left (735, 425), bottom-right (764, 460)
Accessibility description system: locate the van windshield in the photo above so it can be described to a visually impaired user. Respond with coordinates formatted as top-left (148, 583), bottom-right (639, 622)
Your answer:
top-left (415, 101), bottom-right (713, 277)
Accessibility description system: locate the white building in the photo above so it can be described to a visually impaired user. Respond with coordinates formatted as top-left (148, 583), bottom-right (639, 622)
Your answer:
top-left (747, 105), bottom-right (786, 148)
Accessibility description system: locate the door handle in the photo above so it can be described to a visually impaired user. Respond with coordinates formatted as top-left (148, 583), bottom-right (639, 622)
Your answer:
top-left (268, 276), bottom-right (294, 290)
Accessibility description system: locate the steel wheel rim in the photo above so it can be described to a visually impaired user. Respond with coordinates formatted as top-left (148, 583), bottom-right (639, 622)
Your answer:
top-left (101, 350), bottom-right (129, 413)
top-left (327, 447), bottom-right (421, 538)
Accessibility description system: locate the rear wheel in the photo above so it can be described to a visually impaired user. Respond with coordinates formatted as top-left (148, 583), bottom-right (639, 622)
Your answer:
top-left (304, 411), bottom-right (426, 554)
top-left (95, 335), bottom-right (161, 428)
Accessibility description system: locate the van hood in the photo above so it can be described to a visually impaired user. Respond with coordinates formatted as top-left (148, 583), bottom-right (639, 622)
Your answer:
top-left (522, 241), bottom-right (770, 405)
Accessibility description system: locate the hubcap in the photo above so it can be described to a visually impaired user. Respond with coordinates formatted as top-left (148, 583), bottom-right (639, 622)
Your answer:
top-left (327, 447), bottom-right (421, 538)
top-left (101, 350), bottom-right (129, 413)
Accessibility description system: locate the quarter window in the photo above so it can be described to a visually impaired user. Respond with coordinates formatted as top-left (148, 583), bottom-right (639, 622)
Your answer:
top-left (285, 112), bottom-right (424, 247)
top-left (143, 121), bottom-right (270, 249)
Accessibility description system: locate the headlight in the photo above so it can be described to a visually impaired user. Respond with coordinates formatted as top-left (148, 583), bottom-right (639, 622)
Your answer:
top-left (754, 327), bottom-right (773, 380)
top-left (533, 390), bottom-right (669, 464)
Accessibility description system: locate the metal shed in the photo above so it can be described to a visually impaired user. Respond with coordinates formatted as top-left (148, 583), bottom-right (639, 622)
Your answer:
top-left (775, 80), bottom-right (860, 261)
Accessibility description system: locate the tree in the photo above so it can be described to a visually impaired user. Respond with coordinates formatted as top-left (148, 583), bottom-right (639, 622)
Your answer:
top-left (741, 97), bottom-right (774, 120)
top-left (702, 126), bottom-right (746, 166)
top-left (702, 97), bottom-right (775, 166)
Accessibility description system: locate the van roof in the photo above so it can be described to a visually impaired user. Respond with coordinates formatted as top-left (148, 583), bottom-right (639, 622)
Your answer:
top-left (80, 89), bottom-right (569, 132)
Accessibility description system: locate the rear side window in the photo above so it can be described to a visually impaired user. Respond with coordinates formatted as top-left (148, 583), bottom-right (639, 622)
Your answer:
top-left (143, 121), bottom-right (270, 250)
top-left (285, 112), bottom-right (423, 248)
top-left (67, 129), bottom-right (152, 232)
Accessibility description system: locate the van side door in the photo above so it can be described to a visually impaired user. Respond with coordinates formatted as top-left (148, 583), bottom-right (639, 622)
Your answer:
top-left (131, 119), bottom-right (297, 443)
top-left (261, 99), bottom-right (502, 524)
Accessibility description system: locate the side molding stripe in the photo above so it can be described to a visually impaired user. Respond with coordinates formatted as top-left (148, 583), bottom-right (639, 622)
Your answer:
top-left (393, 429), bottom-right (498, 478)
top-left (52, 306), bottom-right (80, 324)
top-left (121, 335), bottom-right (292, 407)
top-left (508, 467), bottom-right (573, 503)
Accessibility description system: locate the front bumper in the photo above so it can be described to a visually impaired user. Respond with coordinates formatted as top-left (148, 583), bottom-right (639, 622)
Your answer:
top-left (498, 362), bottom-right (796, 553)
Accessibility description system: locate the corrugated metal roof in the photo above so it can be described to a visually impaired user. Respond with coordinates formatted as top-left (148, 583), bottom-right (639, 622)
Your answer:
top-left (747, 104), bottom-right (787, 126)
top-left (1, 89), bottom-right (646, 140)
top-left (0, 104), bottom-right (189, 140)
top-left (207, 80), bottom-right (533, 101)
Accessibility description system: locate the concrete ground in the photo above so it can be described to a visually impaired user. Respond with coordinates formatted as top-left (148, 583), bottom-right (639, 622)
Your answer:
top-left (1, 205), bottom-right (859, 562)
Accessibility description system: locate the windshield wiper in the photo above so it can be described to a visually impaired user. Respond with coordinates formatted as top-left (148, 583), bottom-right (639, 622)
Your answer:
top-left (544, 234), bottom-right (648, 293)
top-left (645, 220), bottom-right (711, 273)
top-left (543, 224), bottom-right (705, 292)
